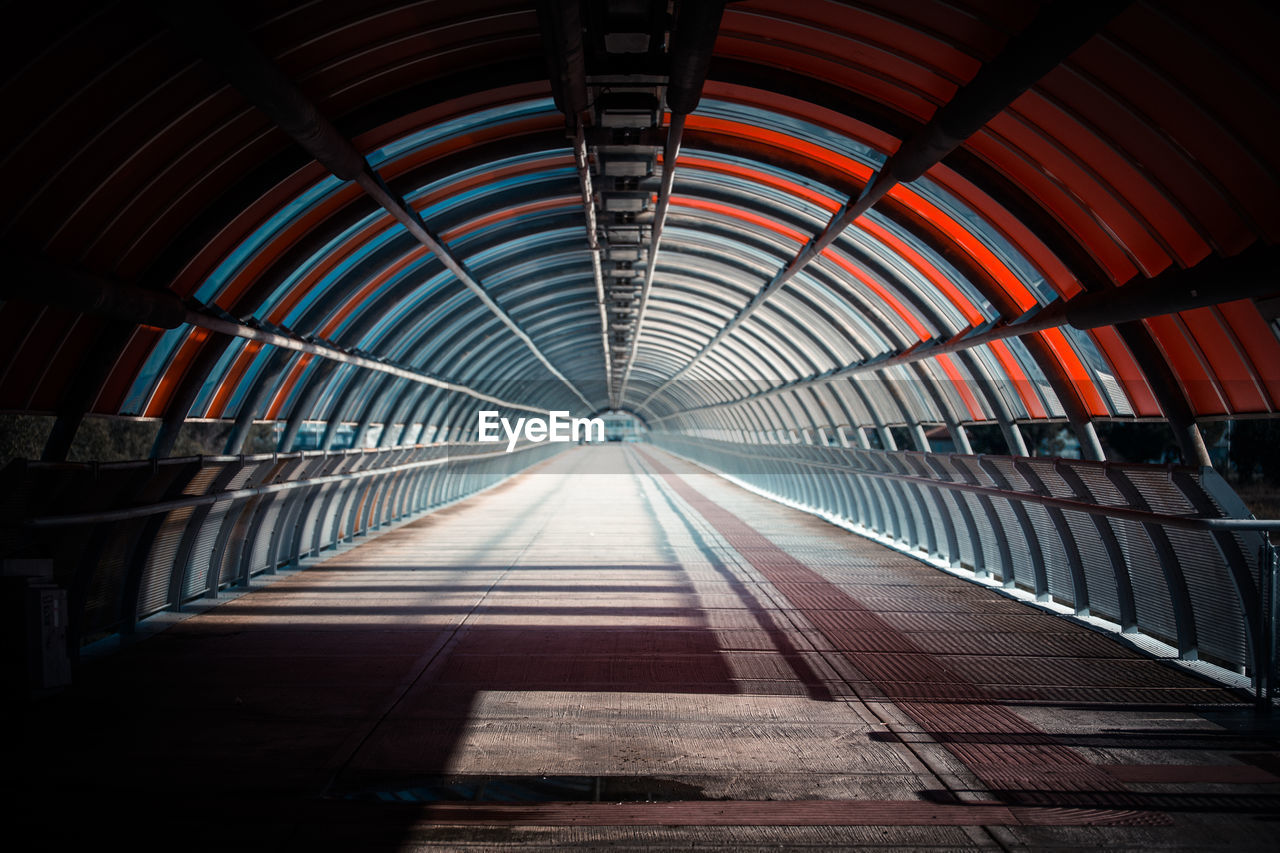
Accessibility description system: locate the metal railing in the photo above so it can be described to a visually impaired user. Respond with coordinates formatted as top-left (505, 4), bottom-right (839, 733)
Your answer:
top-left (2, 441), bottom-right (564, 648)
top-left (653, 433), bottom-right (1278, 705)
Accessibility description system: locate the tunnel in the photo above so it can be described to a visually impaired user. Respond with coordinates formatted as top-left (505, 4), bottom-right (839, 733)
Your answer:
top-left (2, 1), bottom-right (1280, 849)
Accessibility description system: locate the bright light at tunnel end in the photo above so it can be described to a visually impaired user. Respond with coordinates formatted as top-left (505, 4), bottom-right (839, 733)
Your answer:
top-left (477, 410), bottom-right (605, 452)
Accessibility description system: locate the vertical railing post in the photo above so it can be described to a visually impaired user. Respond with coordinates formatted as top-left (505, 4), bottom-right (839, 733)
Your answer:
top-left (1259, 539), bottom-right (1278, 713)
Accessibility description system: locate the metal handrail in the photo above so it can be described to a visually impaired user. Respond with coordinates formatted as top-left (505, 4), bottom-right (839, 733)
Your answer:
top-left (24, 441), bottom-right (559, 528)
top-left (674, 439), bottom-right (1280, 532)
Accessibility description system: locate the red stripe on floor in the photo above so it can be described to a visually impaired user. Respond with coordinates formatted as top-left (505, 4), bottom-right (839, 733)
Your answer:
top-left (406, 799), bottom-right (1166, 827)
top-left (637, 449), bottom-right (1131, 805)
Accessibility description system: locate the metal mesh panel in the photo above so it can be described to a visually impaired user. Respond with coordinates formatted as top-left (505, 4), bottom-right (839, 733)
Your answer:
top-left (939, 489), bottom-right (978, 571)
top-left (953, 457), bottom-right (995, 487)
top-left (921, 485), bottom-right (956, 562)
top-left (1026, 503), bottom-right (1073, 605)
top-left (300, 483), bottom-right (336, 556)
top-left (651, 434), bottom-right (1267, 678)
top-left (991, 497), bottom-right (1035, 589)
top-left (14, 442), bottom-right (561, 648)
top-left (1020, 459), bottom-right (1073, 500)
top-left (270, 490), bottom-right (309, 568)
top-left (345, 478), bottom-right (372, 537)
top-left (843, 473), bottom-right (871, 527)
top-left (317, 482), bottom-right (349, 547)
top-left (900, 481), bottom-right (936, 556)
top-left (182, 464), bottom-right (225, 495)
top-left (1070, 466), bottom-right (1125, 506)
top-left (345, 480), bottom-right (371, 537)
top-left (854, 474), bottom-right (884, 532)
top-left (137, 507), bottom-right (194, 618)
top-left (961, 492), bottom-right (1003, 579)
top-left (365, 474), bottom-right (388, 528)
top-left (1167, 527), bottom-right (1248, 668)
top-left (248, 500), bottom-right (282, 575)
top-left (184, 505), bottom-right (230, 600)
top-left (1061, 511), bottom-right (1120, 621)
top-left (1108, 519), bottom-right (1178, 646)
top-left (217, 502), bottom-right (253, 585)
top-left (871, 478), bottom-right (904, 542)
top-left (984, 457), bottom-right (1031, 492)
top-left (885, 479), bottom-right (917, 545)
top-left (226, 463), bottom-right (261, 490)
top-left (902, 457), bottom-right (952, 561)
top-left (1124, 469), bottom-right (1194, 516)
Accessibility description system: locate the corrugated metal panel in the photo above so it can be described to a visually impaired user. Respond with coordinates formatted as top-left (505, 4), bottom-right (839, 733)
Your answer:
top-left (1068, 509), bottom-right (1120, 622)
top-left (269, 490), bottom-right (309, 568)
top-left (884, 480), bottom-right (917, 545)
top-left (900, 481), bottom-right (936, 556)
top-left (226, 463), bottom-right (261, 490)
top-left (1123, 469), bottom-right (1194, 516)
top-left (304, 482), bottom-right (337, 553)
top-left (248, 500), bottom-right (282, 575)
top-left (938, 489), bottom-right (978, 571)
top-left (983, 457), bottom-right (1031, 492)
top-left (961, 492), bottom-right (1004, 580)
top-left (991, 497), bottom-right (1035, 589)
top-left (334, 479), bottom-right (364, 540)
top-left (137, 506), bottom-right (195, 618)
top-left (922, 485), bottom-right (956, 563)
top-left (1070, 465), bottom-right (1125, 506)
top-left (842, 473), bottom-right (871, 527)
top-left (653, 436), bottom-right (1267, 677)
top-left (1020, 459), bottom-right (1072, 501)
top-left (217, 502), bottom-right (249, 586)
top-left (868, 477), bottom-right (902, 542)
top-left (183, 504), bottom-right (231, 600)
top-left (182, 464), bottom-right (226, 495)
top-left (1167, 527), bottom-right (1248, 668)
top-left (1102, 519), bottom-right (1178, 646)
top-left (1026, 503), bottom-right (1073, 606)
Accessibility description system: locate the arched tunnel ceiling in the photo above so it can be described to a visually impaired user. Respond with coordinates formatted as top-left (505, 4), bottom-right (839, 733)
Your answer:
top-left (1, 0), bottom-right (1278, 460)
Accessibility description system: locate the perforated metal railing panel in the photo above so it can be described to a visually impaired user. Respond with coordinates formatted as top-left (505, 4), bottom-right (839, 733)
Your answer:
top-left (653, 434), bottom-right (1272, 681)
top-left (5, 441), bottom-right (565, 643)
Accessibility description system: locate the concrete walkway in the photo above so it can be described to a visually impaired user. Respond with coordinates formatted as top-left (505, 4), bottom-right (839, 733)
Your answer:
top-left (8, 445), bottom-right (1279, 851)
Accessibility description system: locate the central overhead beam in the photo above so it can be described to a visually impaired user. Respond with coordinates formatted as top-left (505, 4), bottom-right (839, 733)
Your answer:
top-left (539, 1), bottom-right (614, 400)
top-left (634, 0), bottom-right (1130, 412)
top-left (157, 0), bottom-right (592, 411)
top-left (574, 116), bottom-right (615, 398)
top-left (645, 243), bottom-right (1280, 423)
top-left (615, 113), bottom-right (683, 409)
top-left (539, 0), bottom-right (724, 410)
top-left (618, 0), bottom-right (725, 406)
